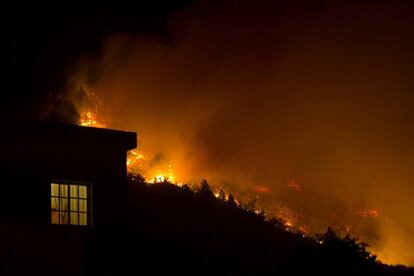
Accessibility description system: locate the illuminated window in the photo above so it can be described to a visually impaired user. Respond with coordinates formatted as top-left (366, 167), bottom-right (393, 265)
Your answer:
top-left (51, 182), bottom-right (89, 226)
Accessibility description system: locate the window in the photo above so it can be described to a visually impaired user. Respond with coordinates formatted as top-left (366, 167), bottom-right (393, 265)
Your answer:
top-left (51, 182), bottom-right (90, 226)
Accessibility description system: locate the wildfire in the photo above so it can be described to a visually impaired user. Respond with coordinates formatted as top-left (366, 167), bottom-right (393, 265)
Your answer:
top-left (287, 179), bottom-right (302, 192)
top-left (147, 170), bottom-right (177, 184)
top-left (356, 210), bottom-right (379, 218)
top-left (75, 93), bottom-right (305, 228)
top-left (75, 94), bottom-right (390, 264)
top-left (126, 149), bottom-right (179, 183)
top-left (254, 185), bottom-right (271, 193)
top-left (126, 150), bottom-right (145, 171)
top-left (77, 104), bottom-right (181, 184)
top-left (80, 111), bottom-right (107, 128)
top-left (78, 87), bottom-right (108, 128)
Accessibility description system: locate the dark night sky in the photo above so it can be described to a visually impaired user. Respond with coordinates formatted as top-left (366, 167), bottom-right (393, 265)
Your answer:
top-left (4, 0), bottom-right (413, 119)
top-left (4, 0), bottom-right (414, 265)
top-left (4, 1), bottom-right (193, 119)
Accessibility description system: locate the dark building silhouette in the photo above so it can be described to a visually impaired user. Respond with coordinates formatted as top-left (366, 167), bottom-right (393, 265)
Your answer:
top-left (0, 121), bottom-right (136, 274)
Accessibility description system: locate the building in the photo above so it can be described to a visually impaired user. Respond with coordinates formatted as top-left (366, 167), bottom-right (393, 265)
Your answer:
top-left (0, 120), bottom-right (136, 274)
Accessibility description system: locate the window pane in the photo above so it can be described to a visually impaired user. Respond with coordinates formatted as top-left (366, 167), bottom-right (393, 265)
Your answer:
top-left (50, 182), bottom-right (91, 226)
top-left (79, 213), bottom-right (87, 226)
top-left (70, 212), bottom-right (79, 225)
top-left (51, 197), bottom-right (59, 211)
top-left (79, 199), bottom-right (87, 212)
top-left (60, 185), bottom-right (68, 197)
top-left (70, 199), bottom-right (78, 211)
top-left (51, 211), bottom-right (60, 224)
top-left (59, 211), bottom-right (68, 224)
top-left (79, 186), bottom-right (87, 199)
top-left (70, 185), bottom-right (78, 198)
top-left (60, 198), bottom-right (68, 211)
top-left (51, 183), bottom-right (59, 196)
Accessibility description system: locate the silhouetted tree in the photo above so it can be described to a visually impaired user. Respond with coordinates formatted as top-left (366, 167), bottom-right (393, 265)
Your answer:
top-left (182, 184), bottom-right (192, 193)
top-left (128, 173), bottom-right (146, 185)
top-left (342, 235), bottom-right (377, 262)
top-left (199, 179), bottom-right (214, 198)
top-left (316, 227), bottom-right (377, 267)
top-left (269, 217), bottom-right (284, 229)
top-left (227, 193), bottom-right (237, 208)
top-left (318, 226), bottom-right (337, 243)
top-left (243, 199), bottom-right (257, 211)
top-left (218, 189), bottom-right (226, 201)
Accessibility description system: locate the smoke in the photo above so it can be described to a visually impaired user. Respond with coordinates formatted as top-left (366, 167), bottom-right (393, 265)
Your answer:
top-left (69, 0), bottom-right (414, 265)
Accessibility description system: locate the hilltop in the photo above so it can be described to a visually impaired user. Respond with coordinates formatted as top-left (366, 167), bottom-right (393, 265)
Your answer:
top-left (85, 176), bottom-right (414, 275)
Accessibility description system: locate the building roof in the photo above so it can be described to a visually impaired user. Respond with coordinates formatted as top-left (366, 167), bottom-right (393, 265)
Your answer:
top-left (2, 120), bottom-right (137, 151)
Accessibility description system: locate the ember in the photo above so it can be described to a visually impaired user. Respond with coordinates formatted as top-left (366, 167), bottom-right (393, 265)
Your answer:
top-left (356, 210), bottom-right (379, 218)
top-left (287, 179), bottom-right (302, 192)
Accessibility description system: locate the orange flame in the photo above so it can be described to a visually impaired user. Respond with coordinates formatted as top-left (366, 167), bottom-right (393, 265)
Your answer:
top-left (356, 210), bottom-right (379, 218)
top-left (287, 179), bottom-right (302, 192)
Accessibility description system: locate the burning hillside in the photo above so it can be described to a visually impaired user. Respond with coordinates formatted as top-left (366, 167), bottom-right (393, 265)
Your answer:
top-left (55, 0), bottom-right (414, 267)
top-left (76, 92), bottom-right (300, 224)
top-left (74, 88), bottom-right (396, 265)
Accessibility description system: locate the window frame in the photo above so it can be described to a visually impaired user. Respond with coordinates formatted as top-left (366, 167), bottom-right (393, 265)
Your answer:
top-left (50, 180), bottom-right (92, 227)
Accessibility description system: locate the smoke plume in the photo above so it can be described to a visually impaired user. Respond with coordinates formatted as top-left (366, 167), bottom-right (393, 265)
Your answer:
top-left (68, 0), bottom-right (414, 265)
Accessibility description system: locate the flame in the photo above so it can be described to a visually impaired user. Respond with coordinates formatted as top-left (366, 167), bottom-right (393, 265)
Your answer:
top-left (287, 179), bottom-right (302, 192)
top-left (76, 107), bottom-right (380, 247)
top-left (126, 150), bottom-right (146, 171)
top-left (76, 108), bottom-right (181, 184)
top-left (75, 90), bottom-right (400, 265)
top-left (148, 172), bottom-right (176, 184)
top-left (127, 150), bottom-right (179, 183)
top-left (356, 210), bottom-right (379, 218)
top-left (254, 185), bottom-right (271, 193)
top-left (78, 87), bottom-right (108, 128)
top-left (285, 221), bottom-right (293, 227)
top-left (80, 111), bottom-right (107, 128)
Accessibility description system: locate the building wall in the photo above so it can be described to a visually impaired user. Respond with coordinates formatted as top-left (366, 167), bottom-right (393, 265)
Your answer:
top-left (0, 133), bottom-right (129, 227)
top-left (0, 223), bottom-right (88, 276)
top-left (0, 122), bottom-right (136, 274)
